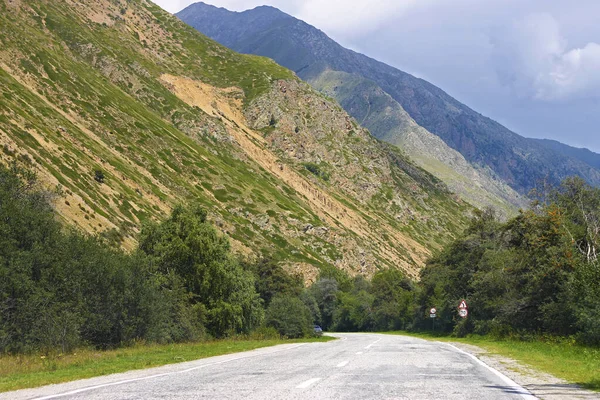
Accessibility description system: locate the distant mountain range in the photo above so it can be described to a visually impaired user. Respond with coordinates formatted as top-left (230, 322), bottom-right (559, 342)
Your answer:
top-left (178, 2), bottom-right (600, 212)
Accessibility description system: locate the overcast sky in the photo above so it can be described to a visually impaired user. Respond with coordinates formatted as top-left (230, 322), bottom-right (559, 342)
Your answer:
top-left (154, 0), bottom-right (600, 152)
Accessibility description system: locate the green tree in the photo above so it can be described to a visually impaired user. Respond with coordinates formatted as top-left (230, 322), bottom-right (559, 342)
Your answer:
top-left (371, 269), bottom-right (414, 331)
top-left (265, 295), bottom-right (313, 338)
top-left (139, 204), bottom-right (263, 337)
top-left (334, 290), bottom-right (374, 332)
top-left (310, 278), bottom-right (339, 330)
top-left (248, 257), bottom-right (303, 307)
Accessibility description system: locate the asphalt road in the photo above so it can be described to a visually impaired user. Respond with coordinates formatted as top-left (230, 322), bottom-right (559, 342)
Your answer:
top-left (3, 333), bottom-right (535, 400)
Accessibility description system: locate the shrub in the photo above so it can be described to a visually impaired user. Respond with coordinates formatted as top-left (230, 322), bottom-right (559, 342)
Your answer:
top-left (303, 162), bottom-right (330, 181)
top-left (94, 169), bottom-right (105, 183)
top-left (265, 295), bottom-right (313, 338)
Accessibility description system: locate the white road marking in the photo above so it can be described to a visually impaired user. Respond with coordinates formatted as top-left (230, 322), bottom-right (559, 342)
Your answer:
top-left (356, 351), bottom-right (363, 355)
top-left (336, 360), bottom-right (349, 367)
top-left (365, 338), bottom-right (382, 349)
top-left (31, 344), bottom-right (307, 400)
top-left (443, 343), bottom-right (537, 400)
top-left (296, 378), bottom-right (321, 389)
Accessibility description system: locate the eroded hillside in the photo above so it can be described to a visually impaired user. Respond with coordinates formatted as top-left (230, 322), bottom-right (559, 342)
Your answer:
top-left (310, 69), bottom-right (526, 218)
top-left (0, 0), bottom-right (471, 279)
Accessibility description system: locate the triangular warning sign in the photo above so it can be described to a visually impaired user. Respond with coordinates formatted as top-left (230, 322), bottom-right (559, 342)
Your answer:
top-left (459, 300), bottom-right (468, 309)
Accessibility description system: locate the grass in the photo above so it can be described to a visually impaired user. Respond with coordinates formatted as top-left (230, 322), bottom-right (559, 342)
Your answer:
top-left (0, 336), bottom-right (335, 393)
top-left (385, 331), bottom-right (600, 391)
top-left (0, 0), bottom-right (473, 282)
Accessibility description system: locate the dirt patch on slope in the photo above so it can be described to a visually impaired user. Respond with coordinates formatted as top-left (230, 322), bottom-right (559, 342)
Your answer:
top-left (161, 74), bottom-right (428, 277)
top-left (0, 62), bottom-right (172, 250)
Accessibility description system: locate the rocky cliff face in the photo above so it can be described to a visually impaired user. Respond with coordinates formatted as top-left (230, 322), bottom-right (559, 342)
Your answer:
top-left (178, 2), bottom-right (600, 200)
top-left (0, 0), bottom-right (470, 280)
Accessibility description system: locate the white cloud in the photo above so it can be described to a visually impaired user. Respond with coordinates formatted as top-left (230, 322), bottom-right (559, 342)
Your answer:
top-left (293, 0), bottom-right (427, 39)
top-left (153, 0), bottom-right (434, 38)
top-left (536, 42), bottom-right (600, 101)
top-left (490, 13), bottom-right (600, 101)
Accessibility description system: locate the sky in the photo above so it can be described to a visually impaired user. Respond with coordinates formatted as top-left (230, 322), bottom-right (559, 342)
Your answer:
top-left (154, 0), bottom-right (600, 152)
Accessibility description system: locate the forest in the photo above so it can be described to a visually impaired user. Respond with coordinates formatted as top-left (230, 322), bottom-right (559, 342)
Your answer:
top-left (1, 164), bottom-right (599, 355)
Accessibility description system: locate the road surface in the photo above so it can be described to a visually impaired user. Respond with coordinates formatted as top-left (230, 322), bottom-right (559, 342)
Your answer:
top-left (2, 333), bottom-right (535, 400)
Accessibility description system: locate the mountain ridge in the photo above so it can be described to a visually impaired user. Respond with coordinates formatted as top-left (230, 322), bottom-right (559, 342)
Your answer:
top-left (177, 2), bottom-right (600, 200)
top-left (0, 0), bottom-right (471, 280)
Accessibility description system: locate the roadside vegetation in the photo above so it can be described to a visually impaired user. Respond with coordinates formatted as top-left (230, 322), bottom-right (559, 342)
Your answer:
top-left (302, 177), bottom-right (600, 346)
top-left (2, 163), bottom-right (599, 391)
top-left (0, 335), bottom-right (333, 392)
top-left (0, 164), bottom-right (331, 390)
top-left (415, 176), bottom-right (600, 345)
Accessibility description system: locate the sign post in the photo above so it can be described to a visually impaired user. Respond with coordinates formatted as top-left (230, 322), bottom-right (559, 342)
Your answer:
top-left (458, 299), bottom-right (468, 318)
top-left (429, 307), bottom-right (437, 331)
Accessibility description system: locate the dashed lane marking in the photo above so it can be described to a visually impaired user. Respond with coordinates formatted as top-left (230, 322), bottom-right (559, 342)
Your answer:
top-left (296, 378), bottom-right (321, 389)
top-left (365, 338), bottom-right (382, 349)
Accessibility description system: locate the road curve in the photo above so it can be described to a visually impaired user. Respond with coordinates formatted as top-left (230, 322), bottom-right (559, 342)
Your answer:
top-left (2, 333), bottom-right (535, 400)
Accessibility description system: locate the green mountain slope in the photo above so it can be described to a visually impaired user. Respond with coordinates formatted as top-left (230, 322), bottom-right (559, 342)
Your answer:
top-left (0, 0), bottom-right (470, 279)
top-left (310, 70), bottom-right (525, 217)
top-left (177, 2), bottom-right (600, 199)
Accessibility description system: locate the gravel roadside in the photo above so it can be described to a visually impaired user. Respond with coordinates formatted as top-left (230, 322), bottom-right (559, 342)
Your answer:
top-left (450, 342), bottom-right (599, 400)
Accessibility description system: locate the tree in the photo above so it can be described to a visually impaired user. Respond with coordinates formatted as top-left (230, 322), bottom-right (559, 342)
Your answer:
top-left (334, 290), bottom-right (374, 332)
top-left (248, 257), bottom-right (303, 307)
top-left (265, 295), bottom-right (313, 338)
top-left (139, 204), bottom-right (263, 337)
top-left (310, 278), bottom-right (339, 330)
top-left (371, 269), bottom-right (414, 331)
top-left (94, 169), bottom-right (105, 183)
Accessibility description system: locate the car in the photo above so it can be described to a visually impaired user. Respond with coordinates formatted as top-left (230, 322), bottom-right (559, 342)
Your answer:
top-left (313, 325), bottom-right (323, 336)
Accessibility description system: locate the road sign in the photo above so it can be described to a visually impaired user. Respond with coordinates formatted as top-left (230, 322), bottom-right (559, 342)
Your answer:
top-left (430, 313), bottom-right (436, 318)
top-left (458, 300), bottom-right (468, 318)
top-left (430, 308), bottom-right (437, 314)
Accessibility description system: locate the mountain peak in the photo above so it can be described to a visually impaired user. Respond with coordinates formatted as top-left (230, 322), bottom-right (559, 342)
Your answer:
top-left (178, 2), bottom-right (290, 19)
top-left (178, 3), bottom-right (600, 197)
top-left (249, 5), bottom-right (285, 13)
top-left (177, 3), bottom-right (294, 48)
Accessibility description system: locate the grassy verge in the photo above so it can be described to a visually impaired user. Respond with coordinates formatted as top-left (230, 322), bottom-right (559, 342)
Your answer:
top-left (385, 331), bottom-right (600, 391)
top-left (0, 336), bottom-right (335, 393)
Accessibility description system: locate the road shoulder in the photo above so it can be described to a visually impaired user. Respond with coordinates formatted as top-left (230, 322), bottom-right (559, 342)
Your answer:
top-left (450, 342), bottom-right (598, 400)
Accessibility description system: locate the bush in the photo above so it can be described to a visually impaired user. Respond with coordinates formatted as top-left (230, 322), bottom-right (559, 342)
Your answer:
top-left (139, 204), bottom-right (263, 338)
top-left (303, 162), bottom-right (330, 181)
top-left (0, 166), bottom-right (259, 353)
top-left (94, 169), bottom-right (105, 183)
top-left (265, 295), bottom-right (313, 338)
top-left (248, 326), bottom-right (280, 340)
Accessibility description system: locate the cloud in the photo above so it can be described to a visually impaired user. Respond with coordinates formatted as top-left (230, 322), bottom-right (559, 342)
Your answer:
top-left (490, 13), bottom-right (600, 101)
top-left (153, 0), bottom-right (600, 151)
top-left (155, 0), bottom-right (435, 38)
top-left (292, 0), bottom-right (428, 39)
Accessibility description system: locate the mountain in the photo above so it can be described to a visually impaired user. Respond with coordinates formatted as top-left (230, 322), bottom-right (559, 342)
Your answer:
top-left (535, 139), bottom-right (600, 171)
top-left (309, 70), bottom-right (524, 216)
top-left (0, 0), bottom-right (471, 280)
top-left (177, 2), bottom-right (600, 203)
